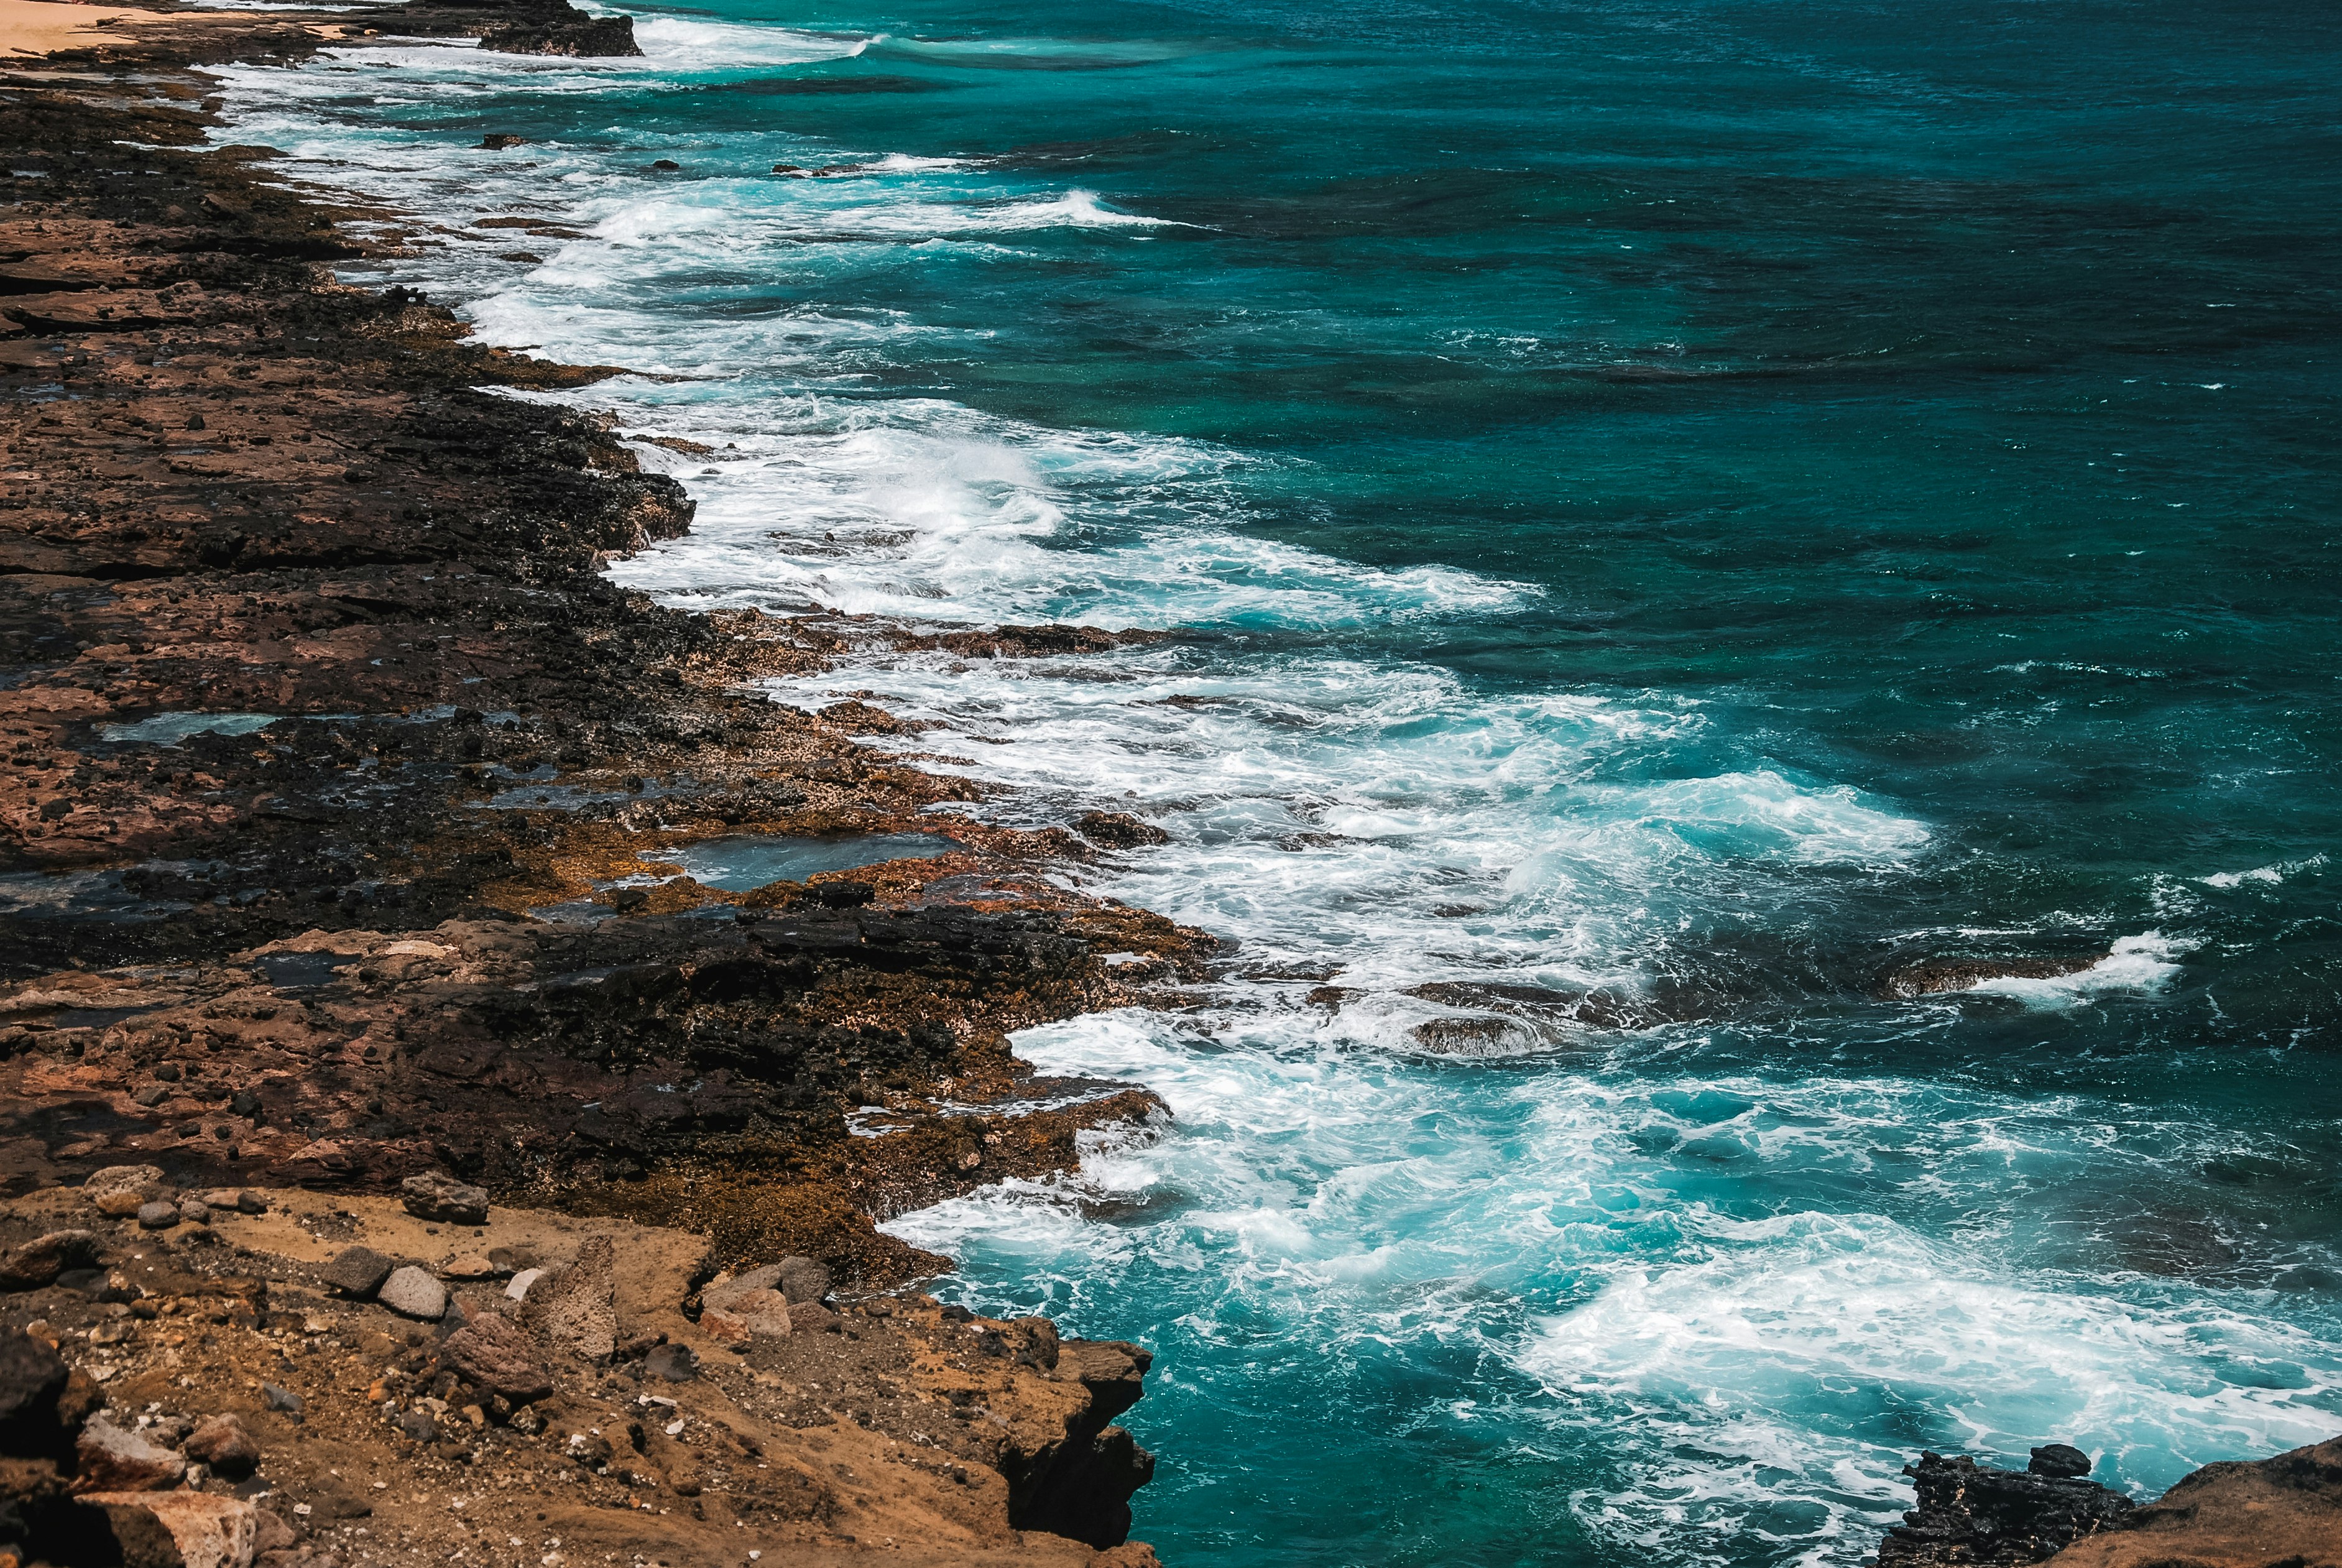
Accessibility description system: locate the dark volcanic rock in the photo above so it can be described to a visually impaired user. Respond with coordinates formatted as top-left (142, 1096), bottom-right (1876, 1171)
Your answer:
top-left (397, 0), bottom-right (642, 56)
top-left (0, 1231), bottom-right (99, 1292)
top-left (1879, 1449), bottom-right (2134, 1566)
top-left (320, 1247), bottom-right (395, 1299)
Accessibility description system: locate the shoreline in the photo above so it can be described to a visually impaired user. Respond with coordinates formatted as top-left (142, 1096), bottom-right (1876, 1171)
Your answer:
top-left (3, 7), bottom-right (2338, 1568)
top-left (1, 4), bottom-right (1206, 1562)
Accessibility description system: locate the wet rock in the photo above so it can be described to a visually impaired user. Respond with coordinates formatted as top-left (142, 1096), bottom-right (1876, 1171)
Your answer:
top-left (72, 1413), bottom-right (187, 1493)
top-left (379, 1266), bottom-right (448, 1321)
top-left (319, 1247), bottom-right (394, 1299)
top-left (399, 1172), bottom-right (489, 1226)
top-left (78, 1490), bottom-right (258, 1568)
top-left (441, 1311), bottom-right (552, 1403)
top-left (1879, 1449), bottom-right (2135, 1566)
top-left (651, 159), bottom-right (680, 171)
top-left (135, 1201), bottom-right (179, 1231)
top-left (522, 1235), bottom-right (615, 1359)
top-left (0, 1230), bottom-right (99, 1292)
top-left (2031, 1444), bottom-right (2094, 1479)
top-left (182, 1413), bottom-right (261, 1480)
top-left (481, 134), bottom-right (527, 149)
top-left (1878, 953), bottom-right (2104, 998)
top-left (1075, 810), bottom-right (1169, 849)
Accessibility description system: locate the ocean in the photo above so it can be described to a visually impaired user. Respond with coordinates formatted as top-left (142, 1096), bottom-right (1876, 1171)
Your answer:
top-left (215, 1), bottom-right (2342, 1561)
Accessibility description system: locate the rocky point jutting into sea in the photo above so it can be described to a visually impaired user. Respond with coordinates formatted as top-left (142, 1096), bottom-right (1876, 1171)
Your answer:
top-left (1, 2), bottom-right (2338, 1566)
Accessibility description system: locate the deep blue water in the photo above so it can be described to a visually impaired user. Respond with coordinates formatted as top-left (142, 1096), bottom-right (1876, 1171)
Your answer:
top-left (225, 2), bottom-right (2341, 1562)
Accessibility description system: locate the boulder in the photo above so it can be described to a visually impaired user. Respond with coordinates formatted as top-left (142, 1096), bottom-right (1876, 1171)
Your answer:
top-left (720, 1257), bottom-right (831, 1306)
top-left (441, 1312), bottom-right (552, 1403)
top-left (480, 134), bottom-right (527, 150)
top-left (699, 1289), bottom-right (791, 1344)
top-left (378, 1266), bottom-right (447, 1321)
top-left (318, 1247), bottom-right (394, 1299)
top-left (0, 1230), bottom-right (99, 1292)
top-left (78, 1490), bottom-right (258, 1568)
top-left (2031, 1444), bottom-right (2094, 1480)
top-left (83, 1166), bottom-right (163, 1199)
top-left (71, 1413), bottom-right (187, 1493)
top-left (521, 1235), bottom-right (615, 1360)
top-left (399, 1172), bottom-right (489, 1226)
top-left (182, 1413), bottom-right (260, 1479)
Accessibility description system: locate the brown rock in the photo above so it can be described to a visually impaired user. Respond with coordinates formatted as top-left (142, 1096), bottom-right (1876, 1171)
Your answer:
top-left (2042, 1433), bottom-right (2342, 1568)
top-left (71, 1413), bottom-right (187, 1493)
top-left (78, 1489), bottom-right (258, 1568)
top-left (253, 1506), bottom-right (297, 1552)
top-left (400, 1171), bottom-right (489, 1225)
top-left (441, 1312), bottom-right (552, 1403)
top-left (183, 1413), bottom-right (261, 1479)
top-left (699, 1291), bottom-right (791, 1344)
top-left (83, 1166), bottom-right (164, 1199)
top-left (522, 1235), bottom-right (616, 1359)
top-left (0, 1230), bottom-right (99, 1291)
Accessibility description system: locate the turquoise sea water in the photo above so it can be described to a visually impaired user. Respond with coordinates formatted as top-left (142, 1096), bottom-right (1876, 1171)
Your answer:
top-left (220, 2), bottom-right (2342, 1562)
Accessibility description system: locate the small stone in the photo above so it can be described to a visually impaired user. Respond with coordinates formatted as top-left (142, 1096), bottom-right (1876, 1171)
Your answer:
top-left (486, 1244), bottom-right (538, 1274)
top-left (135, 1201), bottom-right (179, 1230)
top-left (441, 1311), bottom-right (553, 1403)
top-left (505, 1266), bottom-right (545, 1301)
top-left (379, 1265), bottom-right (448, 1321)
top-left (442, 1253), bottom-right (499, 1280)
top-left (183, 1412), bottom-right (262, 1479)
top-left (2030, 1442), bottom-right (2093, 1478)
top-left (400, 1171), bottom-right (489, 1225)
top-left (0, 1229), bottom-right (99, 1291)
top-left (319, 1247), bottom-right (394, 1299)
top-left (641, 1342), bottom-right (698, 1382)
top-left (79, 1490), bottom-right (258, 1567)
top-left (177, 1199), bottom-right (211, 1224)
top-left (72, 1411), bottom-right (187, 1492)
top-left (236, 1191), bottom-right (267, 1214)
top-left (260, 1383), bottom-right (303, 1415)
top-left (132, 1084), bottom-right (171, 1107)
top-left (93, 1189), bottom-right (147, 1219)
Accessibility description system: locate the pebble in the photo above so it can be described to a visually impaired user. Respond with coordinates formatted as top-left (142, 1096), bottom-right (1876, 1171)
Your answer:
top-left (135, 1201), bottom-right (178, 1230)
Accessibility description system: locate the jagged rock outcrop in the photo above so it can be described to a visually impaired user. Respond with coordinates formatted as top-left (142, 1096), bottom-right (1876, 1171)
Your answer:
top-left (397, 0), bottom-right (643, 57)
top-left (1878, 1446), bottom-right (2135, 1565)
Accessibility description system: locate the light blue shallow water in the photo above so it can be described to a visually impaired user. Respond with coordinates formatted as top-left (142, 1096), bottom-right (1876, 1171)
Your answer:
top-left (218, 2), bottom-right (2342, 1561)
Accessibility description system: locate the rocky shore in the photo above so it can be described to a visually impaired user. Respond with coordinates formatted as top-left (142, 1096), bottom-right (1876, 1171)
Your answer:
top-left (1, 4), bottom-right (1209, 1562)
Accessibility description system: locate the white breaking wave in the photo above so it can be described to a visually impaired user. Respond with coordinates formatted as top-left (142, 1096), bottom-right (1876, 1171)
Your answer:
top-left (1964, 932), bottom-right (2191, 1007)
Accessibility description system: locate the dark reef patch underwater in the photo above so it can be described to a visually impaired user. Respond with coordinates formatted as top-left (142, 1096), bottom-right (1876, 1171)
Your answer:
top-left (234, 0), bottom-right (2342, 1561)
